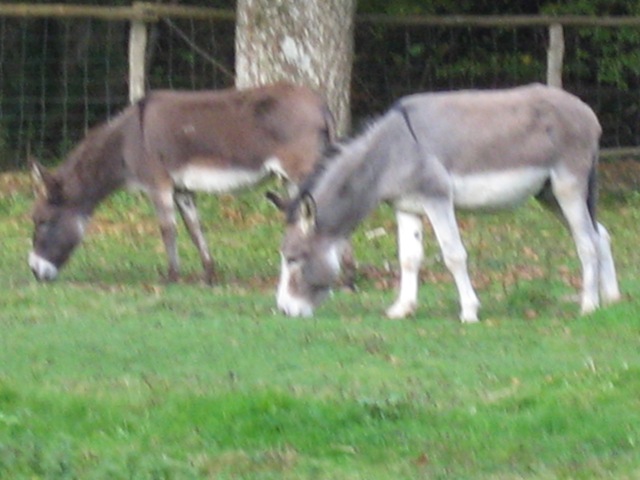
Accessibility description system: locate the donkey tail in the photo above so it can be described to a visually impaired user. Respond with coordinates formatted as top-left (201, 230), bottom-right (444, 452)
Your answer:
top-left (586, 151), bottom-right (599, 229)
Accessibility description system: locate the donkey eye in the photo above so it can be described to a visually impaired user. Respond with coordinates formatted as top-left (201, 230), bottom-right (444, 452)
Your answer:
top-left (286, 253), bottom-right (308, 267)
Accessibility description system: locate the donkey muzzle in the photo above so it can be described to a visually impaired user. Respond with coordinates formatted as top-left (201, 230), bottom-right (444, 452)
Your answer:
top-left (276, 292), bottom-right (315, 317)
top-left (28, 251), bottom-right (59, 281)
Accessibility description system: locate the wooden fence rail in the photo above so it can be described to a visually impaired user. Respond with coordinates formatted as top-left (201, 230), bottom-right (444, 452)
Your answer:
top-left (0, 3), bottom-right (234, 21)
top-left (0, 3), bottom-right (638, 157)
top-left (357, 13), bottom-right (640, 28)
top-left (2, 4), bottom-right (639, 27)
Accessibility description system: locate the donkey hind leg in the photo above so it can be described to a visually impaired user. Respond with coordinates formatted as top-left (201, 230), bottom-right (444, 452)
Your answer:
top-left (537, 182), bottom-right (620, 308)
top-left (150, 189), bottom-right (181, 282)
top-left (174, 191), bottom-right (216, 285)
top-left (550, 175), bottom-right (601, 314)
top-left (595, 222), bottom-right (621, 304)
top-left (423, 198), bottom-right (480, 323)
top-left (386, 211), bottom-right (424, 319)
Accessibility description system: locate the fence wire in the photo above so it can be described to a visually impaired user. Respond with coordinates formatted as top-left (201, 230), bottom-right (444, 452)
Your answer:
top-left (0, 13), bottom-right (638, 169)
top-left (353, 22), bottom-right (640, 149)
top-left (0, 15), bottom-right (235, 167)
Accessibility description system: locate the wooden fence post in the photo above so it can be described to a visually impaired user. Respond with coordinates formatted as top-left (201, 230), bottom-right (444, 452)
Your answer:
top-left (128, 3), bottom-right (149, 103)
top-left (546, 23), bottom-right (564, 88)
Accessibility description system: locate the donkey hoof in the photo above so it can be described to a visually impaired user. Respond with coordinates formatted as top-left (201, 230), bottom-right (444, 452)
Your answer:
top-left (204, 272), bottom-right (217, 286)
top-left (602, 290), bottom-right (622, 305)
top-left (459, 300), bottom-right (480, 323)
top-left (459, 307), bottom-right (479, 323)
top-left (164, 269), bottom-right (180, 283)
top-left (580, 301), bottom-right (599, 315)
top-left (203, 262), bottom-right (217, 286)
top-left (460, 314), bottom-right (479, 323)
top-left (386, 302), bottom-right (416, 319)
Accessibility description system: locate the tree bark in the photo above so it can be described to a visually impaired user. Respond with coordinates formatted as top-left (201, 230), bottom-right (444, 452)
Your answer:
top-left (235, 0), bottom-right (356, 135)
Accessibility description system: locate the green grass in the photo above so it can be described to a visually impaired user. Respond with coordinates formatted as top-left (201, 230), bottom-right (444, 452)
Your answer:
top-left (1, 171), bottom-right (639, 479)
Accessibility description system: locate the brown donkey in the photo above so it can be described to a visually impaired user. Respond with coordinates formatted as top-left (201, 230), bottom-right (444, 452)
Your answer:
top-left (29, 82), bottom-right (334, 284)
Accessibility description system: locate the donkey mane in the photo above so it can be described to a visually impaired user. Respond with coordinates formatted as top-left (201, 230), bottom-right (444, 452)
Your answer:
top-left (44, 109), bottom-right (134, 209)
top-left (285, 115), bottom-right (388, 223)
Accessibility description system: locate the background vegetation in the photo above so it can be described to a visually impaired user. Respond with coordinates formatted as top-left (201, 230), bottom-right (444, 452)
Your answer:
top-left (0, 0), bottom-right (639, 168)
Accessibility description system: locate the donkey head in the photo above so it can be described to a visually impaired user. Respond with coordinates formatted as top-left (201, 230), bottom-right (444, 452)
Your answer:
top-left (268, 191), bottom-right (344, 317)
top-left (28, 161), bottom-right (87, 281)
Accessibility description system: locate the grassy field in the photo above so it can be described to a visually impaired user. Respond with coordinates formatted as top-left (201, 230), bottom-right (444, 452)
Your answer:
top-left (1, 169), bottom-right (639, 479)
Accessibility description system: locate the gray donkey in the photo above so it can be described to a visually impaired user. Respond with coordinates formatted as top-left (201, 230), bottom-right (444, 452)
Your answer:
top-left (269, 84), bottom-right (621, 321)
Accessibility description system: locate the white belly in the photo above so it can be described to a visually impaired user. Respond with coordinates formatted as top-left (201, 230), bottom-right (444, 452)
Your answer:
top-left (452, 168), bottom-right (549, 210)
top-left (172, 165), bottom-right (266, 193)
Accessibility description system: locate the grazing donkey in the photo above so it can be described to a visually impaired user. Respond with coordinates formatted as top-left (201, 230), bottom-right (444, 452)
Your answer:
top-left (29, 82), bottom-right (334, 284)
top-left (269, 84), bottom-right (621, 320)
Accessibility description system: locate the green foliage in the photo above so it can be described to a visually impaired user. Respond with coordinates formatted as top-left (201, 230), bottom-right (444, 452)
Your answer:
top-left (543, 0), bottom-right (640, 89)
top-left (354, 0), bottom-right (640, 147)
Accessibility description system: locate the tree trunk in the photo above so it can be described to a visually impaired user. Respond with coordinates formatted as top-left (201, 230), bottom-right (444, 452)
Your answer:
top-left (235, 0), bottom-right (356, 136)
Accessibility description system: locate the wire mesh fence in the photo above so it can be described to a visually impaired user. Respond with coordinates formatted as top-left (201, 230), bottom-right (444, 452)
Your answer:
top-left (353, 21), bottom-right (640, 149)
top-left (0, 13), bottom-right (235, 168)
top-left (562, 25), bottom-right (640, 150)
top-left (353, 23), bottom-right (548, 118)
top-left (0, 8), bottom-right (638, 169)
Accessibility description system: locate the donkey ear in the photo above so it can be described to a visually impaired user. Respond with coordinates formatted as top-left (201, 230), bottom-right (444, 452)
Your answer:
top-left (30, 159), bottom-right (49, 199)
top-left (30, 160), bottom-right (62, 203)
top-left (265, 191), bottom-right (289, 212)
top-left (298, 192), bottom-right (317, 235)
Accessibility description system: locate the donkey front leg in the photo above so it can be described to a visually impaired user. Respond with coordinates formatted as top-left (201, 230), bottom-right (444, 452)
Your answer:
top-left (424, 198), bottom-right (480, 323)
top-left (150, 190), bottom-right (181, 282)
top-left (174, 191), bottom-right (217, 285)
top-left (386, 211), bottom-right (424, 319)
